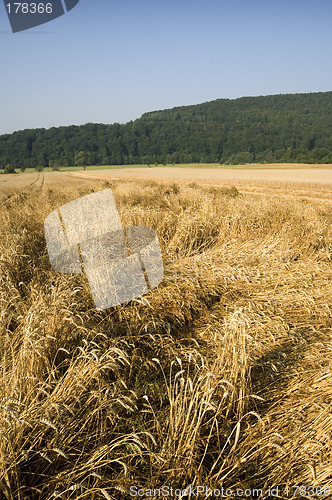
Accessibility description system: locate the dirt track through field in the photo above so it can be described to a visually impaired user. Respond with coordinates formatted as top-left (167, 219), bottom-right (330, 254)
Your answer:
top-left (0, 171), bottom-right (96, 192)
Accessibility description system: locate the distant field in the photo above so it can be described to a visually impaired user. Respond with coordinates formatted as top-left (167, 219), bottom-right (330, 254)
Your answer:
top-left (5, 162), bottom-right (332, 175)
top-left (68, 166), bottom-right (332, 203)
top-left (69, 165), bottom-right (332, 184)
top-left (2, 165), bottom-right (332, 188)
top-left (1, 166), bottom-right (332, 203)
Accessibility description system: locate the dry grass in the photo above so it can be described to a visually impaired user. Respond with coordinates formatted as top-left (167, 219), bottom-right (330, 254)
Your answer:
top-left (0, 176), bottom-right (331, 499)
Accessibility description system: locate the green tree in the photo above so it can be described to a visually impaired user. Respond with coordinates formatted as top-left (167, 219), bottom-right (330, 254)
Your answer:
top-left (51, 159), bottom-right (61, 171)
top-left (75, 151), bottom-right (91, 170)
top-left (4, 163), bottom-right (15, 174)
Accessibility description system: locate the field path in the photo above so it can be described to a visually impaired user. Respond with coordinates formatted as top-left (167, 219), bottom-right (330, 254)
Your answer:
top-left (0, 171), bottom-right (96, 193)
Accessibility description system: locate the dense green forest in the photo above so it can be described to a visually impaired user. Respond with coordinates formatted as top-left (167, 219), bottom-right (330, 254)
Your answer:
top-left (1, 91), bottom-right (332, 169)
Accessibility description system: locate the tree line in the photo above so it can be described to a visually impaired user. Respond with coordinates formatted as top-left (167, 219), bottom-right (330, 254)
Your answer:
top-left (1, 91), bottom-right (332, 170)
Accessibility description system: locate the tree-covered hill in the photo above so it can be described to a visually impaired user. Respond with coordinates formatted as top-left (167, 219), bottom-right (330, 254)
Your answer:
top-left (2, 91), bottom-right (332, 169)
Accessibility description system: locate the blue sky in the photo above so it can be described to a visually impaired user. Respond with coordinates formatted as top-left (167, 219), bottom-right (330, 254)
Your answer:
top-left (1, 0), bottom-right (332, 134)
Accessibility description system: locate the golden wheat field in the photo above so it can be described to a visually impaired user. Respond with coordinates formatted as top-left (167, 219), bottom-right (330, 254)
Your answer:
top-left (69, 165), bottom-right (332, 186)
top-left (0, 170), bottom-right (331, 499)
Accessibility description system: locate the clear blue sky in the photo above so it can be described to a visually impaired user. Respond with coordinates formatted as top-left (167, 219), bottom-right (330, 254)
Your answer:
top-left (1, 0), bottom-right (332, 134)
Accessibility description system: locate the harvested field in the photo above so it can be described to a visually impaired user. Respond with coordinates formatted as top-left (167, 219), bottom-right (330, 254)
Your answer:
top-left (0, 169), bottom-right (331, 499)
top-left (69, 166), bottom-right (332, 202)
top-left (69, 165), bottom-right (332, 184)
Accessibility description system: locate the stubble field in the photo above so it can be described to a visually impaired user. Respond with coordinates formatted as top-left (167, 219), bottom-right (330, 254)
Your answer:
top-left (0, 168), bottom-right (331, 499)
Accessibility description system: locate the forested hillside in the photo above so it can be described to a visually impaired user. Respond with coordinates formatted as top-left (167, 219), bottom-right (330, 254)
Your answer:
top-left (2, 91), bottom-right (332, 169)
